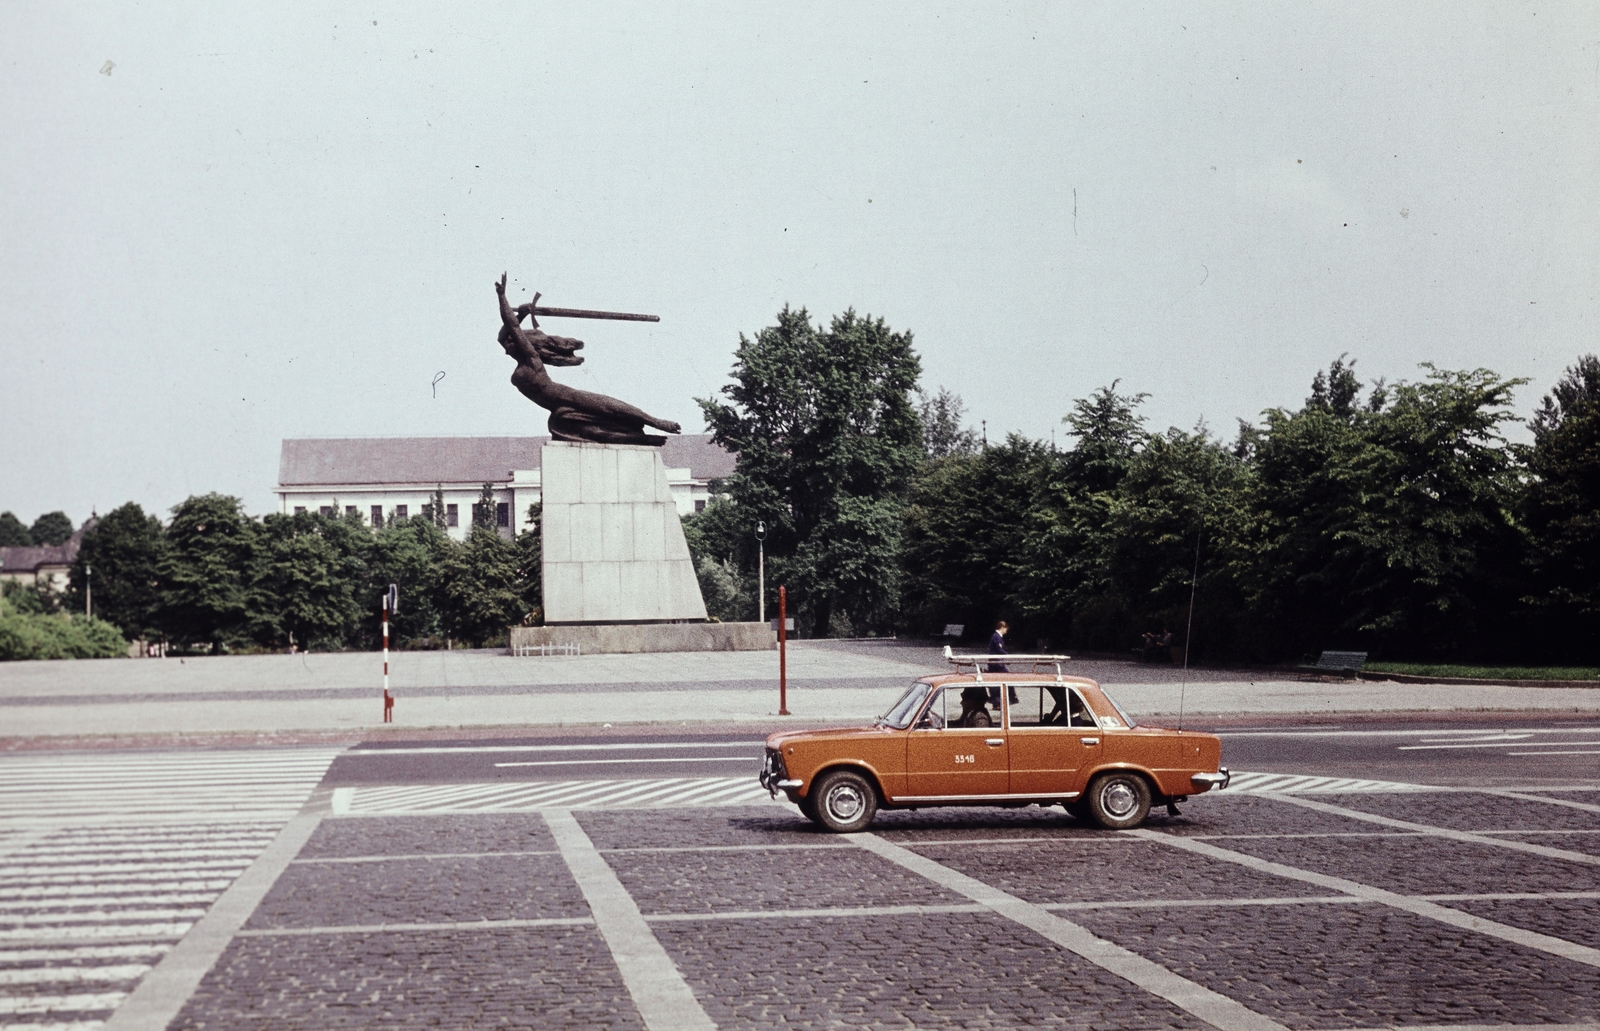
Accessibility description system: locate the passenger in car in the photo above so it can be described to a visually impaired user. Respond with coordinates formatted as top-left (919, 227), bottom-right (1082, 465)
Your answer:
top-left (958, 687), bottom-right (991, 727)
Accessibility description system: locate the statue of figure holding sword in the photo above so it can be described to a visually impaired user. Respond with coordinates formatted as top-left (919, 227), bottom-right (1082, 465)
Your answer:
top-left (494, 273), bottom-right (681, 446)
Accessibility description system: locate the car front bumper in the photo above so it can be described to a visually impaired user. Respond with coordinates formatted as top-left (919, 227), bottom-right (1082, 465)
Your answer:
top-left (759, 749), bottom-right (803, 797)
top-left (1190, 767), bottom-right (1231, 790)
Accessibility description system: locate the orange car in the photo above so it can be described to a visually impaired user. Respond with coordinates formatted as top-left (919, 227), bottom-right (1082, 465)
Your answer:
top-left (759, 653), bottom-right (1229, 832)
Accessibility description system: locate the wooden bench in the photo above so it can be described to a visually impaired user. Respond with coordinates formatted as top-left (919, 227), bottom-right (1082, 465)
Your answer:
top-left (1297, 650), bottom-right (1368, 678)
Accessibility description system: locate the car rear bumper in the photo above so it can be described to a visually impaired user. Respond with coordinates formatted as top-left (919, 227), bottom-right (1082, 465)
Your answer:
top-left (1190, 767), bottom-right (1231, 790)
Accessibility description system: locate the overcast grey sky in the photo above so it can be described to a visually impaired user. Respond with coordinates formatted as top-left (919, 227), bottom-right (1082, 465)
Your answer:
top-left (3, 3), bottom-right (1596, 525)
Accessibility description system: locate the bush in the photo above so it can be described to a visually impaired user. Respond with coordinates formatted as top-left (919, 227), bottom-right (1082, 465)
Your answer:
top-left (0, 597), bottom-right (127, 660)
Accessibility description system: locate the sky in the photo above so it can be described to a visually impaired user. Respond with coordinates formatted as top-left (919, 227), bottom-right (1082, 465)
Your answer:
top-left (3, 3), bottom-right (1596, 526)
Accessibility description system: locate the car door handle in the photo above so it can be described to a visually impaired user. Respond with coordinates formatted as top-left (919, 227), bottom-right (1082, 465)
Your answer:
top-left (1080, 737), bottom-right (1100, 745)
top-left (985, 738), bottom-right (1004, 747)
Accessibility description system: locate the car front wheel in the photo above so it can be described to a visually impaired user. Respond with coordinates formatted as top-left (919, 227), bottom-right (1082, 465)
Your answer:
top-left (797, 792), bottom-right (822, 825)
top-left (813, 769), bottom-right (878, 833)
top-left (1087, 772), bottom-right (1151, 830)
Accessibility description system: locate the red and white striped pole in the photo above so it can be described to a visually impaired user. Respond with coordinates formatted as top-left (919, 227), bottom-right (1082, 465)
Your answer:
top-left (381, 593), bottom-right (392, 723)
top-left (777, 585), bottom-right (789, 716)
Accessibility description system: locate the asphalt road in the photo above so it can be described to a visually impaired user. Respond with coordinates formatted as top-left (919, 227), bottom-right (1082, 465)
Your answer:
top-left (320, 711), bottom-right (1600, 789)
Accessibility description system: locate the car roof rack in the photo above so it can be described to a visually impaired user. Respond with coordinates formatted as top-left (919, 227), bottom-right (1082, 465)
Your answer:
top-left (942, 645), bottom-right (1072, 681)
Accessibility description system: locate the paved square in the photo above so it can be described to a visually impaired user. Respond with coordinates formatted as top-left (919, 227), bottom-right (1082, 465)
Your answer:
top-left (20, 780), bottom-right (1600, 1031)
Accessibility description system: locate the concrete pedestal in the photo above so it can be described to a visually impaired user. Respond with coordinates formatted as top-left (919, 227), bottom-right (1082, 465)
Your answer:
top-left (509, 621), bottom-right (775, 655)
top-left (540, 441), bottom-right (709, 624)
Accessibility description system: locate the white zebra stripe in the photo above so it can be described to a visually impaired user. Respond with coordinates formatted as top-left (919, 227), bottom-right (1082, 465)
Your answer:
top-left (0, 990), bottom-right (128, 1015)
top-left (341, 777), bottom-right (780, 815)
top-left (1225, 772), bottom-right (1427, 794)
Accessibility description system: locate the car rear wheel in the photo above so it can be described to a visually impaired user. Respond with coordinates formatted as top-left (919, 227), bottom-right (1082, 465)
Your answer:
top-left (1087, 772), bottom-right (1152, 830)
top-left (813, 769), bottom-right (878, 833)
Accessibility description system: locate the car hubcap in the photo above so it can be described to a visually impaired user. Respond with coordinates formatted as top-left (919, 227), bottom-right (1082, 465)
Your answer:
top-left (827, 784), bottom-right (864, 821)
top-left (1102, 780), bottom-right (1136, 818)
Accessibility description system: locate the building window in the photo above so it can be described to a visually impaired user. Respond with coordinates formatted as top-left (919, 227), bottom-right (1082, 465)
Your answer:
top-left (496, 503), bottom-right (509, 527)
top-left (319, 506), bottom-right (334, 517)
top-left (293, 506), bottom-right (306, 515)
top-left (421, 504), bottom-right (432, 521)
top-left (695, 499), bottom-right (706, 513)
top-left (345, 505), bottom-right (357, 518)
top-left (395, 504), bottom-right (408, 520)
top-left (446, 504), bottom-right (458, 527)
top-left (371, 505), bottom-right (383, 527)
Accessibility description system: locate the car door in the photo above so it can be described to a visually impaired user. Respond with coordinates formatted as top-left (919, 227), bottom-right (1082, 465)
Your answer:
top-left (903, 685), bottom-right (1008, 798)
top-left (1007, 683), bottom-right (1096, 796)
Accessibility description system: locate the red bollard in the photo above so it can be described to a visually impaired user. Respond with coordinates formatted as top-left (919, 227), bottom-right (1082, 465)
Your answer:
top-left (778, 585), bottom-right (789, 716)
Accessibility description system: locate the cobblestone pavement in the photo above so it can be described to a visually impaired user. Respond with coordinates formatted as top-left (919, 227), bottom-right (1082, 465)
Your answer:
top-left (135, 782), bottom-right (1600, 1031)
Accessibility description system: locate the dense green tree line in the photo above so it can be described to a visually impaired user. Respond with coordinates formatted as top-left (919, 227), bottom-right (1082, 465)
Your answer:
top-left (10, 297), bottom-right (1595, 666)
top-left (27, 487), bottom-right (542, 656)
top-left (688, 304), bottom-right (1599, 664)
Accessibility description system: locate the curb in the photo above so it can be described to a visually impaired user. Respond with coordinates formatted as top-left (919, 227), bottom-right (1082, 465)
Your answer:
top-left (1359, 671), bottom-right (1600, 689)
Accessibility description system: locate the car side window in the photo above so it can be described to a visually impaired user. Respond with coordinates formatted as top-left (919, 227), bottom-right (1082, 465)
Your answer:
top-left (1009, 685), bottom-right (1098, 728)
top-left (915, 686), bottom-right (997, 729)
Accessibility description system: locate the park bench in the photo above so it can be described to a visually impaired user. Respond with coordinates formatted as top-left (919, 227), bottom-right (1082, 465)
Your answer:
top-left (1297, 650), bottom-right (1368, 678)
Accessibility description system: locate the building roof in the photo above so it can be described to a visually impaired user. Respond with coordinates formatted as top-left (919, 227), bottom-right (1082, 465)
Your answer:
top-left (0, 525), bottom-right (88, 575)
top-left (277, 435), bottom-right (737, 488)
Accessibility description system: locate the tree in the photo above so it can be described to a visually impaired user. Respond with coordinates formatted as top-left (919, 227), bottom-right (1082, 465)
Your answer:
top-left (1520, 355), bottom-right (1600, 658)
top-left (1246, 363), bottom-right (1526, 660)
top-left (250, 512), bottom-right (367, 650)
top-left (699, 305), bottom-right (923, 635)
top-left (436, 523), bottom-right (524, 646)
top-left (30, 512), bottom-right (74, 546)
top-left (68, 502), bottom-right (166, 639)
top-left (0, 512), bottom-right (31, 547)
top-left (902, 436), bottom-right (1056, 638)
top-left (156, 494), bottom-right (259, 651)
top-left (368, 513), bottom-right (453, 645)
top-left (918, 387), bottom-right (979, 460)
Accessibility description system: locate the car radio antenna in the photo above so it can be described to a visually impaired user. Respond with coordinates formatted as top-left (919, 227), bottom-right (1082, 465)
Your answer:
top-left (1178, 519), bottom-right (1203, 733)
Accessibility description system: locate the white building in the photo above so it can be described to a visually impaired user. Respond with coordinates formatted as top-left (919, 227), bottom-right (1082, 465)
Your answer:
top-left (275, 435), bottom-right (734, 540)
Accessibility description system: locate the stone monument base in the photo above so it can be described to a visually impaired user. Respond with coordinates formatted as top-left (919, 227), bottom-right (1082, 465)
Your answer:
top-left (509, 622), bottom-right (775, 656)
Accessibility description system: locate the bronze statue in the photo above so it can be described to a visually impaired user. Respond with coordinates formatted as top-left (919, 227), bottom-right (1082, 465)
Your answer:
top-left (495, 274), bottom-right (681, 445)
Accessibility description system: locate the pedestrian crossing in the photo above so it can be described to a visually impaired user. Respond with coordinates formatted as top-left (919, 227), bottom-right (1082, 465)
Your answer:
top-left (335, 776), bottom-right (780, 815)
top-left (0, 749), bottom-right (343, 828)
top-left (0, 749), bottom-right (340, 1030)
top-left (333, 769), bottom-right (1429, 816)
top-left (1226, 771), bottom-right (1426, 794)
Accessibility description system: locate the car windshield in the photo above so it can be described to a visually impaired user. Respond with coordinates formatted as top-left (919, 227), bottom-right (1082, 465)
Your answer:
top-left (1102, 689), bottom-right (1138, 729)
top-left (877, 681), bottom-right (932, 729)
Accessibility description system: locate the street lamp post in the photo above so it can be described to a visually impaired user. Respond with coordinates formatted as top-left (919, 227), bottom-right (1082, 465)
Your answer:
top-left (84, 564), bottom-right (91, 620)
top-left (755, 520), bottom-right (766, 626)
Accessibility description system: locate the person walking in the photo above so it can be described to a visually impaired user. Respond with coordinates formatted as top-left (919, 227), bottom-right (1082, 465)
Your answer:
top-left (986, 620), bottom-right (1018, 709)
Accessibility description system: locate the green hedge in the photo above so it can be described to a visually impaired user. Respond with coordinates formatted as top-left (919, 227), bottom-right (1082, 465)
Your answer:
top-left (0, 600), bottom-right (127, 660)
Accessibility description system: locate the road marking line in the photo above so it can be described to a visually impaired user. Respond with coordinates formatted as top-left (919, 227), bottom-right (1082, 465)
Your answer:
top-left (851, 832), bottom-right (1293, 1031)
top-left (342, 741), bottom-right (761, 756)
top-left (646, 903), bottom-right (987, 922)
top-left (1398, 742), bottom-right (1600, 751)
top-left (0, 923), bottom-right (194, 945)
top-left (0, 944), bottom-right (170, 964)
top-left (99, 793), bottom-right (332, 1031)
top-left (494, 757), bottom-right (759, 767)
top-left (1135, 831), bottom-right (1600, 968)
top-left (0, 964), bottom-right (152, 986)
top-left (1419, 891), bottom-right (1600, 902)
top-left (1259, 793), bottom-right (1600, 866)
top-left (291, 849), bottom-right (561, 864)
top-left (1483, 789), bottom-right (1600, 814)
top-left (235, 916), bottom-right (595, 937)
top-left (544, 809), bottom-right (715, 1031)
top-left (0, 991), bottom-right (128, 1015)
